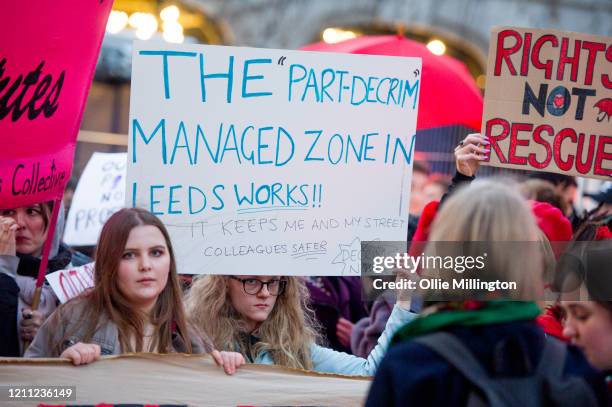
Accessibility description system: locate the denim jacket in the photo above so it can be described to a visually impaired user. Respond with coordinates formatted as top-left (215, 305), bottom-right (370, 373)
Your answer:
top-left (253, 305), bottom-right (415, 376)
top-left (25, 299), bottom-right (211, 357)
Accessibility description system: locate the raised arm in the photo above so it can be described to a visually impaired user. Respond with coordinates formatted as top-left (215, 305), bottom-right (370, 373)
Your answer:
top-left (310, 304), bottom-right (416, 376)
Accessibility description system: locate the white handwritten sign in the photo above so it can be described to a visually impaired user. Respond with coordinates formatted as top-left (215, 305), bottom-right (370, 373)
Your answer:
top-left (64, 152), bottom-right (127, 246)
top-left (127, 43), bottom-right (421, 276)
top-left (46, 263), bottom-right (95, 303)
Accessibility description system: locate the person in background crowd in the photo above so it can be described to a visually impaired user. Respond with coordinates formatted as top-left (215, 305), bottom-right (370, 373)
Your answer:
top-left (350, 292), bottom-right (395, 359)
top-left (563, 301), bottom-right (612, 372)
top-left (584, 183), bottom-right (612, 219)
top-left (185, 274), bottom-right (416, 375)
top-left (366, 180), bottom-right (608, 406)
top-left (422, 173), bottom-right (451, 204)
top-left (562, 300), bottom-right (612, 401)
top-left (0, 202), bottom-right (89, 356)
top-left (520, 179), bottom-right (567, 215)
top-left (573, 209), bottom-right (612, 242)
top-left (305, 276), bottom-right (367, 353)
top-left (0, 272), bottom-right (20, 357)
top-left (560, 196), bottom-right (611, 395)
top-left (527, 172), bottom-right (578, 218)
top-left (409, 160), bottom-right (430, 216)
top-left (62, 177), bottom-right (78, 215)
top-left (25, 208), bottom-right (242, 375)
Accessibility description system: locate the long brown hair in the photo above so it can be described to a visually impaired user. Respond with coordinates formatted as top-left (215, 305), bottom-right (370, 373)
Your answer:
top-left (56, 208), bottom-right (192, 353)
top-left (185, 275), bottom-right (320, 369)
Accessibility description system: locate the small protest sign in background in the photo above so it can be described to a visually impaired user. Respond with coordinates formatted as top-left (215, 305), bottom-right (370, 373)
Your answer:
top-left (128, 43), bottom-right (421, 275)
top-left (0, 2), bottom-right (113, 209)
top-left (46, 263), bottom-right (95, 304)
top-left (64, 153), bottom-right (127, 246)
top-left (482, 27), bottom-right (611, 179)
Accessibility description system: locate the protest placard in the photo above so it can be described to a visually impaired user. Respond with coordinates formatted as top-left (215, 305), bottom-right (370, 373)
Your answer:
top-left (64, 153), bottom-right (127, 246)
top-left (127, 42), bottom-right (421, 276)
top-left (482, 27), bottom-right (611, 179)
top-left (0, 2), bottom-right (113, 209)
top-left (45, 263), bottom-right (95, 304)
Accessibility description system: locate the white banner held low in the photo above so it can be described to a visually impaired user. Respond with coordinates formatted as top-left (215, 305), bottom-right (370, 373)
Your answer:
top-left (128, 42), bottom-right (421, 276)
top-left (46, 263), bottom-right (95, 303)
top-left (64, 152), bottom-right (127, 246)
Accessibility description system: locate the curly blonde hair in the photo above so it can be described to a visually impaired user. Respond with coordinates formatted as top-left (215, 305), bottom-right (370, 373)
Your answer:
top-left (185, 275), bottom-right (321, 370)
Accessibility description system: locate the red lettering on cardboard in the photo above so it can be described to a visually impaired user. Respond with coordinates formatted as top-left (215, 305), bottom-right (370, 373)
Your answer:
top-left (520, 33), bottom-right (532, 76)
top-left (602, 45), bottom-right (612, 89)
top-left (553, 128), bottom-right (577, 171)
top-left (494, 29), bottom-right (522, 76)
top-left (508, 122), bottom-right (532, 165)
top-left (485, 118), bottom-right (510, 163)
top-left (557, 38), bottom-right (581, 82)
top-left (531, 34), bottom-right (558, 80)
top-left (575, 133), bottom-right (597, 175)
top-left (594, 136), bottom-right (612, 177)
top-left (59, 271), bottom-right (79, 300)
top-left (528, 124), bottom-right (554, 169)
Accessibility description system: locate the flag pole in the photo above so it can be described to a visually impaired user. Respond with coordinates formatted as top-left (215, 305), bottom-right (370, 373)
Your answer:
top-left (24, 197), bottom-right (62, 351)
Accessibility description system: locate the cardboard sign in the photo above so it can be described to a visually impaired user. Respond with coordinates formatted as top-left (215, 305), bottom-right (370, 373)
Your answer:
top-left (2, 354), bottom-right (369, 406)
top-left (64, 153), bottom-right (127, 246)
top-left (0, 2), bottom-right (113, 209)
top-left (46, 263), bottom-right (95, 304)
top-left (482, 27), bottom-right (611, 179)
top-left (127, 42), bottom-right (420, 276)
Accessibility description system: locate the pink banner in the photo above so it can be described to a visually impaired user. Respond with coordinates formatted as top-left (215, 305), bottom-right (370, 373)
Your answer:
top-left (0, 1), bottom-right (113, 209)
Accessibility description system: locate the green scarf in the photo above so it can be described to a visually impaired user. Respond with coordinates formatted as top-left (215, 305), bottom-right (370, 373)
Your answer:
top-left (392, 301), bottom-right (541, 345)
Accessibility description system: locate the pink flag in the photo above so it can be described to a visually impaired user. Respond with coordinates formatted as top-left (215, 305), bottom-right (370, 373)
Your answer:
top-left (0, 1), bottom-right (114, 209)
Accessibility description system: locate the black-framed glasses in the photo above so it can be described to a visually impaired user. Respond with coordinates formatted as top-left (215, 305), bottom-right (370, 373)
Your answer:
top-left (229, 276), bottom-right (287, 296)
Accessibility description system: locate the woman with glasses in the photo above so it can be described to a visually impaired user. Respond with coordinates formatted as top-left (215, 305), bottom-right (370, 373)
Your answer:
top-left (185, 274), bottom-right (415, 375)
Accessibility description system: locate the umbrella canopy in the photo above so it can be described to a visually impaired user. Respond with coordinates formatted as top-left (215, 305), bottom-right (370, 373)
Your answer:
top-left (301, 35), bottom-right (483, 131)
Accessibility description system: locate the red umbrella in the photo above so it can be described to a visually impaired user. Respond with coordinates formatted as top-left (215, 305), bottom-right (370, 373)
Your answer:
top-left (301, 35), bottom-right (483, 131)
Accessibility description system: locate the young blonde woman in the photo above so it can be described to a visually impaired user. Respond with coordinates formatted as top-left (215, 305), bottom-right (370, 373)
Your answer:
top-left (25, 208), bottom-right (242, 374)
top-left (185, 274), bottom-right (415, 375)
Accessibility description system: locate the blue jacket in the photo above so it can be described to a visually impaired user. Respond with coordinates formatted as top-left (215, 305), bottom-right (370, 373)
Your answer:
top-left (253, 305), bottom-right (415, 376)
top-left (366, 320), bottom-right (609, 406)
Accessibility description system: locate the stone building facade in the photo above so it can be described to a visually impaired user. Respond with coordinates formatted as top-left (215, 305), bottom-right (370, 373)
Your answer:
top-left (76, 0), bottom-right (611, 177)
top-left (197, 0), bottom-right (611, 52)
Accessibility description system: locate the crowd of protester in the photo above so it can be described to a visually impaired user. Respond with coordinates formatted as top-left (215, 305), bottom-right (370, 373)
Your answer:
top-left (0, 133), bottom-right (610, 405)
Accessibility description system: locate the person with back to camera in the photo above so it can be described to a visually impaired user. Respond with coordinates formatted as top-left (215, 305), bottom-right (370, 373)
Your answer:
top-left (365, 179), bottom-right (608, 406)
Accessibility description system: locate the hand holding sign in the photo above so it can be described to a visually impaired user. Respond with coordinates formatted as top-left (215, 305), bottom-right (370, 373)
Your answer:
top-left (454, 133), bottom-right (491, 177)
